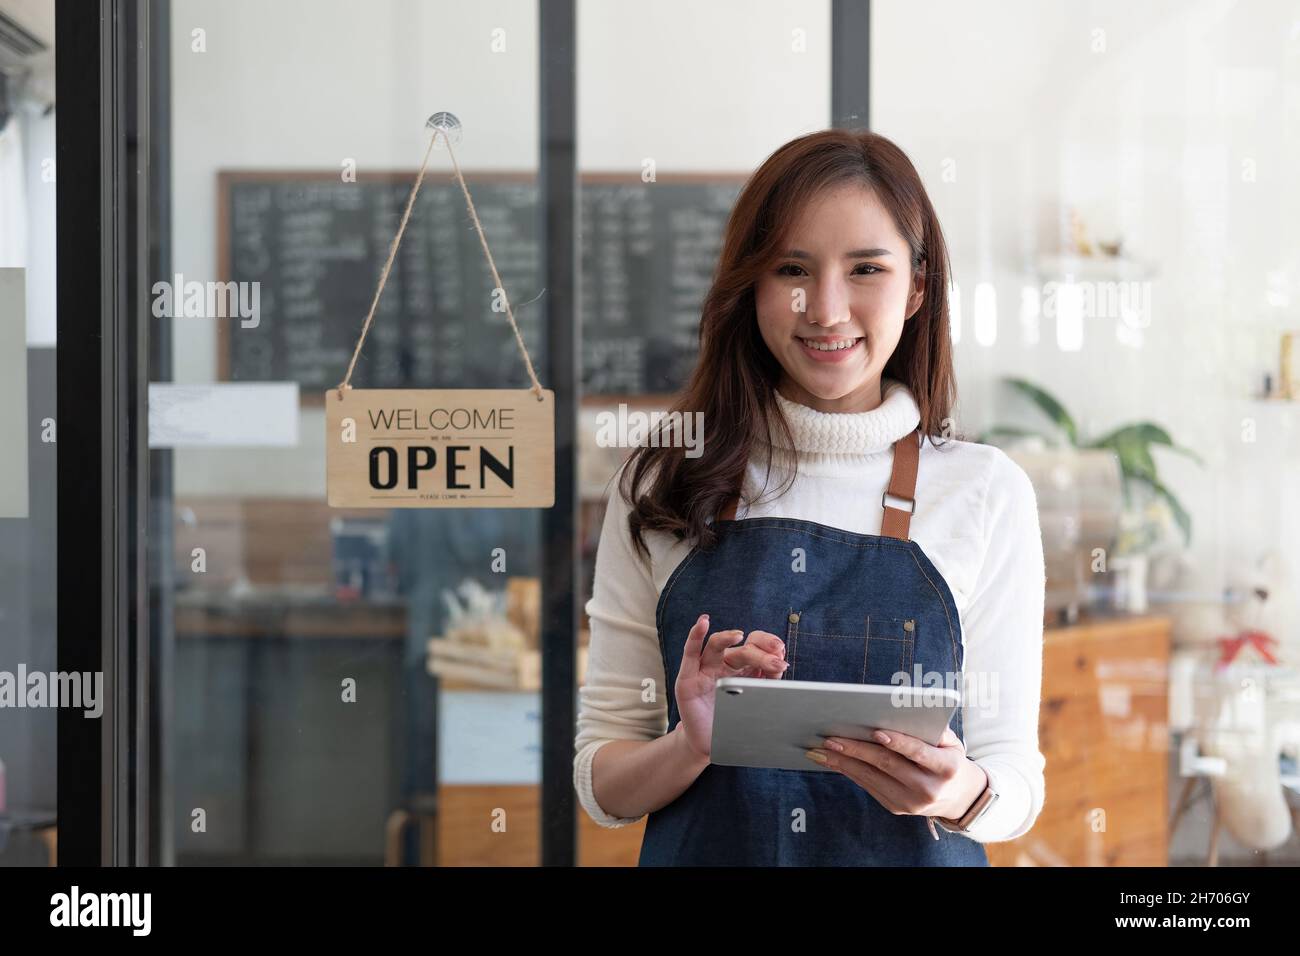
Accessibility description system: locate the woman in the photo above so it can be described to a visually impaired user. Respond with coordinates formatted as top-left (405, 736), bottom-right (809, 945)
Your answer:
top-left (574, 129), bottom-right (1047, 866)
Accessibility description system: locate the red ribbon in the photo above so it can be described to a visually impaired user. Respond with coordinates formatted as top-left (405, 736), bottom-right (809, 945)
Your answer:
top-left (1215, 629), bottom-right (1279, 669)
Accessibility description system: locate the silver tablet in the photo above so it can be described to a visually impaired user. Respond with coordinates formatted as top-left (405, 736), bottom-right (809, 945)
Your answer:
top-left (709, 677), bottom-right (961, 773)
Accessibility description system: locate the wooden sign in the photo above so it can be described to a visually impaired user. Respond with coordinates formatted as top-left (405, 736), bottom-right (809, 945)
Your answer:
top-left (325, 388), bottom-right (554, 508)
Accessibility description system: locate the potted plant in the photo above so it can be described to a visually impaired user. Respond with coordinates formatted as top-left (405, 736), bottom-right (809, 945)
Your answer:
top-left (979, 377), bottom-right (1202, 612)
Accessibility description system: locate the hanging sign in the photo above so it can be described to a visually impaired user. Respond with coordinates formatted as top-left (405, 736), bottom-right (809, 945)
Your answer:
top-left (324, 113), bottom-right (554, 509)
top-left (325, 387), bottom-right (553, 508)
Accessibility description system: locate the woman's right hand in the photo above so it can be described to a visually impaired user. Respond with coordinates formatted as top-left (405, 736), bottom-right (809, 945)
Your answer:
top-left (674, 613), bottom-right (788, 760)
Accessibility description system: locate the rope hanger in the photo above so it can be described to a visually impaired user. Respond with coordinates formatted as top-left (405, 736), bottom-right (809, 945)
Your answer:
top-left (335, 116), bottom-right (545, 402)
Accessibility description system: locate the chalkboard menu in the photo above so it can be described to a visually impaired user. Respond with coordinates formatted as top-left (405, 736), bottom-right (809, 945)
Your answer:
top-left (218, 172), bottom-right (744, 397)
top-left (578, 176), bottom-right (742, 393)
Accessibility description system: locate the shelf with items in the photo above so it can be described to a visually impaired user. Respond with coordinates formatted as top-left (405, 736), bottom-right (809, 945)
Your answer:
top-left (424, 575), bottom-right (593, 690)
top-left (427, 637), bottom-right (589, 690)
top-left (1034, 252), bottom-right (1158, 282)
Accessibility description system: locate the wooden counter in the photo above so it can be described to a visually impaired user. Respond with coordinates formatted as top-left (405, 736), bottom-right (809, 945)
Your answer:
top-left (986, 613), bottom-right (1171, 866)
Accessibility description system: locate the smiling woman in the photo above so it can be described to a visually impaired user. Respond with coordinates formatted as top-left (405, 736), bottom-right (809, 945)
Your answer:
top-left (575, 128), bottom-right (1046, 867)
top-left (757, 183), bottom-right (924, 410)
top-left (620, 128), bottom-right (957, 553)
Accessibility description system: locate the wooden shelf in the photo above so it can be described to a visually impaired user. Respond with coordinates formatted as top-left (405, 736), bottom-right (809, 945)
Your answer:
top-left (427, 636), bottom-right (589, 691)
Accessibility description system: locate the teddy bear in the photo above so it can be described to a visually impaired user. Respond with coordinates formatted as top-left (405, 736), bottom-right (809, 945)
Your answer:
top-left (1161, 548), bottom-right (1300, 853)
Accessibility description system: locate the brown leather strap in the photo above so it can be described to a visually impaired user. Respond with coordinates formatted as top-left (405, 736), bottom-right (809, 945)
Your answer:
top-left (880, 428), bottom-right (921, 541)
top-left (715, 427), bottom-right (922, 538)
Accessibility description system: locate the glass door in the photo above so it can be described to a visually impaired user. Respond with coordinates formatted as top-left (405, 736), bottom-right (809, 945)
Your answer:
top-left (151, 0), bottom-right (558, 866)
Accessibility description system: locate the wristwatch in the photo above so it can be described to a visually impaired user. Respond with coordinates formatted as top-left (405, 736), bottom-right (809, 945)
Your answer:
top-left (927, 770), bottom-right (999, 838)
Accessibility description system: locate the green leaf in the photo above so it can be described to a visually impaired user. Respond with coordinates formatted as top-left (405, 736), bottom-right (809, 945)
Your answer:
top-left (1088, 422), bottom-right (1168, 448)
top-left (1002, 377), bottom-right (1079, 446)
top-left (1148, 476), bottom-right (1193, 545)
top-left (1095, 431), bottom-right (1157, 483)
top-left (1087, 422), bottom-right (1205, 475)
top-left (976, 425), bottom-right (1050, 445)
top-left (1162, 443), bottom-right (1204, 467)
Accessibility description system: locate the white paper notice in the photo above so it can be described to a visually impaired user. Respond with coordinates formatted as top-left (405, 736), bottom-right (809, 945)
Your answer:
top-left (0, 269), bottom-right (28, 517)
top-left (148, 382), bottom-right (299, 448)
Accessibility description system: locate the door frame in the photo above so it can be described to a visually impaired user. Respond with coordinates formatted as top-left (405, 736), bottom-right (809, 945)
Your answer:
top-left (55, 0), bottom-right (156, 867)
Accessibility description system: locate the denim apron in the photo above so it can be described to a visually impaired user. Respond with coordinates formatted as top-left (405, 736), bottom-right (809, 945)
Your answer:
top-left (638, 428), bottom-right (989, 866)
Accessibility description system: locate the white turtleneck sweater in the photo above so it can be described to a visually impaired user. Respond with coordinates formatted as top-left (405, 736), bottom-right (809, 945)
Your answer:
top-left (574, 379), bottom-right (1047, 845)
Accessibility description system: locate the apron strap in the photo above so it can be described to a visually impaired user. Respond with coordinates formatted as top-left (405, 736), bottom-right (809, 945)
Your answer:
top-left (715, 427), bottom-right (922, 536)
top-left (880, 427), bottom-right (921, 541)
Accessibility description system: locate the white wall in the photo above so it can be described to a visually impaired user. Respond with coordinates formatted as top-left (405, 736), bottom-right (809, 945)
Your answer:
top-left (872, 0), bottom-right (1300, 626)
top-left (577, 0), bottom-right (832, 169)
top-left (169, 0), bottom-right (830, 496)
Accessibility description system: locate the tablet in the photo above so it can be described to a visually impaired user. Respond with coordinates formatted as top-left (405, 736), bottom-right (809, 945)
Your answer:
top-left (709, 677), bottom-right (961, 773)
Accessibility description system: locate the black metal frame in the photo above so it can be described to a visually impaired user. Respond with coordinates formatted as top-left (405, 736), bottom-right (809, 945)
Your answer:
top-left (145, 0), bottom-right (174, 867)
top-left (53, 0), bottom-right (99, 870)
top-left (55, 0), bottom-right (152, 867)
top-left (538, 0), bottom-right (579, 868)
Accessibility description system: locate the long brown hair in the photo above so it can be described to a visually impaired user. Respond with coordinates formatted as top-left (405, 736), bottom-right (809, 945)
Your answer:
top-left (621, 128), bottom-right (957, 557)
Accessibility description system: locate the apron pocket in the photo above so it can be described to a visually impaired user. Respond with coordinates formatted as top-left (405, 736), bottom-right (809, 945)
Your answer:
top-left (866, 616), bottom-right (917, 686)
top-left (786, 609), bottom-right (915, 686)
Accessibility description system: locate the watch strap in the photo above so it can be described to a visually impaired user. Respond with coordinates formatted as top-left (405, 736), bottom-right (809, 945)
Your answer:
top-left (936, 782), bottom-right (998, 833)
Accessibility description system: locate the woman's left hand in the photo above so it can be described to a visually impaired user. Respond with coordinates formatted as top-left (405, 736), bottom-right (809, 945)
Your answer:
top-left (806, 727), bottom-right (988, 820)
